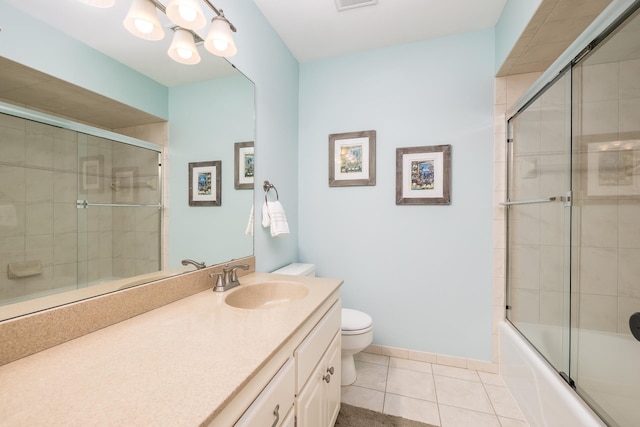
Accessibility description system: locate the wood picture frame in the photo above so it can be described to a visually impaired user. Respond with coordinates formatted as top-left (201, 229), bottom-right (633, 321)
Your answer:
top-left (329, 130), bottom-right (376, 187)
top-left (396, 144), bottom-right (451, 205)
top-left (189, 161), bottom-right (221, 206)
top-left (234, 141), bottom-right (254, 190)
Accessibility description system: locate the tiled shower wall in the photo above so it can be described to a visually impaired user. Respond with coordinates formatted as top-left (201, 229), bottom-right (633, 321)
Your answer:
top-left (0, 113), bottom-right (164, 304)
top-left (572, 49), bottom-right (640, 335)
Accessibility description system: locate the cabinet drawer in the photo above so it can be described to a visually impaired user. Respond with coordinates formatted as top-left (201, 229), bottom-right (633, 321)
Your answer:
top-left (235, 358), bottom-right (295, 427)
top-left (295, 301), bottom-right (341, 392)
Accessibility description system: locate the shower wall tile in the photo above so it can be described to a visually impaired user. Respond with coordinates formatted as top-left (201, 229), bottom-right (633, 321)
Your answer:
top-left (509, 289), bottom-right (540, 323)
top-left (618, 204), bottom-right (640, 248)
top-left (25, 124), bottom-right (54, 169)
top-left (53, 263), bottom-right (77, 288)
top-left (0, 165), bottom-right (26, 202)
top-left (25, 235), bottom-right (53, 267)
top-left (540, 245), bottom-right (564, 292)
top-left (618, 248), bottom-right (640, 298)
top-left (23, 268), bottom-right (54, 294)
top-left (539, 290), bottom-right (565, 326)
top-left (581, 62), bottom-right (619, 102)
top-left (53, 202), bottom-right (77, 234)
top-left (53, 172), bottom-right (77, 202)
top-left (509, 205), bottom-right (541, 245)
top-left (510, 245), bottom-right (540, 290)
top-left (579, 247), bottom-right (618, 296)
top-left (580, 100), bottom-right (619, 135)
top-left (25, 202), bottom-right (53, 236)
top-left (53, 131), bottom-right (77, 172)
top-left (578, 293), bottom-right (617, 332)
top-left (539, 204), bottom-right (565, 246)
top-left (0, 126), bottom-right (25, 165)
top-left (580, 204), bottom-right (618, 247)
top-left (25, 169), bottom-right (53, 203)
top-left (0, 202), bottom-right (25, 238)
top-left (53, 233), bottom-right (77, 265)
top-left (618, 98), bottom-right (640, 133)
top-left (617, 296), bottom-right (640, 335)
top-left (619, 58), bottom-right (640, 99)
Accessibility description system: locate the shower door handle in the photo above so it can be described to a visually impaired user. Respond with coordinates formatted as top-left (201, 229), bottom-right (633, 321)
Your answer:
top-left (500, 191), bottom-right (572, 207)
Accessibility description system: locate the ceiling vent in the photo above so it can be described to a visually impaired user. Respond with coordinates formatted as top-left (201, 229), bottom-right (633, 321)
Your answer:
top-left (334, 0), bottom-right (378, 12)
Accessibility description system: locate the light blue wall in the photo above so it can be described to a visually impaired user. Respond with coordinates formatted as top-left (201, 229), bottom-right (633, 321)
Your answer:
top-left (215, 0), bottom-right (300, 273)
top-left (495, 0), bottom-right (542, 72)
top-left (168, 75), bottom-right (254, 266)
top-left (298, 29), bottom-right (495, 360)
top-left (0, 2), bottom-right (168, 119)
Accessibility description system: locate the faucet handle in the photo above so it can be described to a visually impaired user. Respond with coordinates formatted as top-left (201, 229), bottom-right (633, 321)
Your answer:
top-left (228, 263), bottom-right (250, 282)
top-left (209, 272), bottom-right (224, 291)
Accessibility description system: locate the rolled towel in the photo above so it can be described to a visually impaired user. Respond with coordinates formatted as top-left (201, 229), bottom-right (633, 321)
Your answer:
top-left (245, 204), bottom-right (254, 236)
top-left (262, 200), bottom-right (290, 237)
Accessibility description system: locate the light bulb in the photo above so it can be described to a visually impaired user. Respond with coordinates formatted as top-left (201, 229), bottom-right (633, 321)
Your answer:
top-left (178, 5), bottom-right (197, 22)
top-left (177, 47), bottom-right (193, 59)
top-left (213, 39), bottom-right (228, 51)
top-left (134, 18), bottom-right (154, 34)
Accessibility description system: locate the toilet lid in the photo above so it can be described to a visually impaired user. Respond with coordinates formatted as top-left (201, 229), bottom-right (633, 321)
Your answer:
top-left (342, 308), bottom-right (373, 331)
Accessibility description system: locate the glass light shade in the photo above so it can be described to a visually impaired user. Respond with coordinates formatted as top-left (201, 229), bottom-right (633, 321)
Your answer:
top-left (204, 17), bottom-right (237, 57)
top-left (166, 0), bottom-right (206, 30)
top-left (123, 0), bottom-right (165, 41)
top-left (77, 0), bottom-right (116, 7)
top-left (168, 29), bottom-right (201, 65)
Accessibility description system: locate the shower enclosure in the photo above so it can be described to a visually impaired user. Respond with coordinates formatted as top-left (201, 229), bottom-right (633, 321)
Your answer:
top-left (505, 4), bottom-right (640, 426)
top-left (0, 106), bottom-right (162, 309)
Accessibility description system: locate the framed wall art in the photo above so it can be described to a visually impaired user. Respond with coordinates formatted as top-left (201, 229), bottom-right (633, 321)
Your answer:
top-left (189, 161), bottom-right (221, 206)
top-left (585, 140), bottom-right (640, 198)
top-left (234, 141), bottom-right (254, 190)
top-left (396, 144), bottom-right (451, 205)
top-left (329, 130), bottom-right (376, 187)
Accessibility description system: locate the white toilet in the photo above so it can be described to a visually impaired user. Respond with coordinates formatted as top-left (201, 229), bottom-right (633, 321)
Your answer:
top-left (271, 263), bottom-right (374, 386)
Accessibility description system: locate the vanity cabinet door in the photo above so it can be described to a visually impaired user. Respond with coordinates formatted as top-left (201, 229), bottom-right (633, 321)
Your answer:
top-left (296, 331), bottom-right (341, 427)
top-left (235, 358), bottom-right (295, 427)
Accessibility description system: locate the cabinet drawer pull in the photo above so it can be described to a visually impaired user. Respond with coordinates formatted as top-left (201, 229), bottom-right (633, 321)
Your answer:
top-left (322, 374), bottom-right (331, 383)
top-left (271, 404), bottom-right (280, 427)
top-left (326, 366), bottom-right (334, 375)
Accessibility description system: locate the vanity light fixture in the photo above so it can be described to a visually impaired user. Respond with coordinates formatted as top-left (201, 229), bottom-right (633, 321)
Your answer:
top-left (123, 0), bottom-right (165, 41)
top-left (168, 27), bottom-right (202, 64)
top-left (79, 0), bottom-right (238, 62)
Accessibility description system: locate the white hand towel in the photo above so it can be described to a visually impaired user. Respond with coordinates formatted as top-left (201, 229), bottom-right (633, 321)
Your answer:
top-left (262, 201), bottom-right (290, 237)
top-left (245, 204), bottom-right (254, 236)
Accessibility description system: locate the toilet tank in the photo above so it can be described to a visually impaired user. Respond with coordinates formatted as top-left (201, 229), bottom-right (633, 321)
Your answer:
top-left (271, 263), bottom-right (316, 277)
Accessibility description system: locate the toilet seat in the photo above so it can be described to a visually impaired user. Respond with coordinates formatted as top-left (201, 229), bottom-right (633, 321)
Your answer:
top-left (341, 308), bottom-right (373, 335)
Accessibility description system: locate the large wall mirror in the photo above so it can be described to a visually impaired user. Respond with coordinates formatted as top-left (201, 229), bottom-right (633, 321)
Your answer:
top-left (0, 1), bottom-right (255, 322)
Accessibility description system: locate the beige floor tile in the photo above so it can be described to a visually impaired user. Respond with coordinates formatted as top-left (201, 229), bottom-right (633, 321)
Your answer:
top-left (383, 393), bottom-right (441, 426)
top-left (478, 371), bottom-right (505, 386)
top-left (386, 367), bottom-right (437, 402)
top-left (355, 351), bottom-right (389, 366)
top-left (390, 357), bottom-right (432, 373)
top-left (439, 405), bottom-right (501, 427)
top-left (341, 385), bottom-right (384, 412)
top-left (433, 364), bottom-right (481, 382)
top-left (484, 384), bottom-right (525, 420)
top-left (435, 376), bottom-right (494, 414)
top-left (352, 360), bottom-right (388, 391)
top-left (499, 417), bottom-right (530, 427)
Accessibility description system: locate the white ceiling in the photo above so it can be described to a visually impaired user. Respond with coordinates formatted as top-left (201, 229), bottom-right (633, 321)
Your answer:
top-left (2, 0), bottom-right (508, 86)
top-left (253, 0), bottom-right (509, 62)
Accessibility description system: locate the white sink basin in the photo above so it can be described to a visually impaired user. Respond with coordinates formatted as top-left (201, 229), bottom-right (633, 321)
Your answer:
top-left (225, 281), bottom-right (309, 309)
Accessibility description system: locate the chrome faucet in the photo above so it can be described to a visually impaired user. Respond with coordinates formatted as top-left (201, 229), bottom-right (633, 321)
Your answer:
top-left (210, 263), bottom-right (250, 292)
top-left (181, 259), bottom-right (206, 270)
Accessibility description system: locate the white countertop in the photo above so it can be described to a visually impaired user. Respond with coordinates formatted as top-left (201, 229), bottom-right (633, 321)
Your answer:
top-left (0, 273), bottom-right (342, 426)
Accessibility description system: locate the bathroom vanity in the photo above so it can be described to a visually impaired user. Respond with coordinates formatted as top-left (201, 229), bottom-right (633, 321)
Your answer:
top-left (0, 272), bottom-right (342, 426)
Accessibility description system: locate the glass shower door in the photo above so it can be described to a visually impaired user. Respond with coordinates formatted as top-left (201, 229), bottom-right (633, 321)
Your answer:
top-left (506, 70), bottom-right (573, 374)
top-left (570, 5), bottom-right (640, 426)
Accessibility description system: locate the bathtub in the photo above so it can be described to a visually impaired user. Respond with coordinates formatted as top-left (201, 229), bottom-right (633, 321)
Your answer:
top-left (499, 322), bottom-right (606, 427)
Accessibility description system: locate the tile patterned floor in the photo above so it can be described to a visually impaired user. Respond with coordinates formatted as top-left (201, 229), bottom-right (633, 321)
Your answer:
top-left (341, 352), bottom-right (530, 427)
